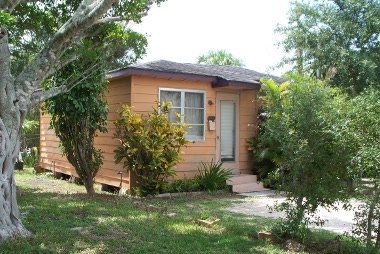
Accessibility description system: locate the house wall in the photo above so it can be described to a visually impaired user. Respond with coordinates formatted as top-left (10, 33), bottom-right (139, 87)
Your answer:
top-left (39, 77), bottom-right (132, 188)
top-left (130, 75), bottom-right (217, 179)
top-left (239, 89), bottom-right (258, 174)
top-left (130, 75), bottom-right (258, 179)
top-left (39, 74), bottom-right (259, 189)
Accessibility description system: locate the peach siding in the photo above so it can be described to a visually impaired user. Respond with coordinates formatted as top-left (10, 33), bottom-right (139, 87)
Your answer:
top-left (39, 74), bottom-right (258, 188)
top-left (131, 76), bottom-right (217, 179)
top-left (39, 78), bottom-right (132, 188)
top-left (130, 76), bottom-right (258, 179)
top-left (238, 90), bottom-right (258, 174)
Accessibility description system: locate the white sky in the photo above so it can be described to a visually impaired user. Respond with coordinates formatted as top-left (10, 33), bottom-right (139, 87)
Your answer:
top-left (132, 0), bottom-right (292, 76)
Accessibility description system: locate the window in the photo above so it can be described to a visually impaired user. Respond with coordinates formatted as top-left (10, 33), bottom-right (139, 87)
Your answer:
top-left (159, 88), bottom-right (205, 141)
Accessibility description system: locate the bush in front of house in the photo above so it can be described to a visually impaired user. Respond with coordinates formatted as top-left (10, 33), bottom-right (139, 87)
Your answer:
top-left (196, 160), bottom-right (232, 191)
top-left (22, 147), bottom-right (39, 168)
top-left (114, 102), bottom-right (188, 196)
top-left (163, 161), bottom-right (232, 193)
top-left (163, 178), bottom-right (201, 193)
top-left (261, 76), bottom-right (352, 242)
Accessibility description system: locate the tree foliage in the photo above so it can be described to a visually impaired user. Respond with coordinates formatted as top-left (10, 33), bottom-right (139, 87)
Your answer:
top-left (247, 82), bottom-right (288, 187)
top-left (114, 103), bottom-right (188, 196)
top-left (0, 0), bottom-right (164, 240)
top-left (278, 0), bottom-right (380, 94)
top-left (197, 49), bottom-right (244, 66)
top-left (43, 20), bottom-right (147, 195)
top-left (346, 88), bottom-right (380, 250)
top-left (43, 68), bottom-right (108, 195)
top-left (261, 76), bottom-right (351, 241)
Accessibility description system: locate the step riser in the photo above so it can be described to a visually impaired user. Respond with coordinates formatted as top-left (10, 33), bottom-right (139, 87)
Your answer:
top-left (227, 175), bottom-right (257, 185)
top-left (232, 182), bottom-right (266, 193)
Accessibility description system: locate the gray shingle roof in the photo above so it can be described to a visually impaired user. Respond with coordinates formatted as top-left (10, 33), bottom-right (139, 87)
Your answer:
top-left (129, 60), bottom-right (283, 84)
top-left (109, 60), bottom-right (283, 88)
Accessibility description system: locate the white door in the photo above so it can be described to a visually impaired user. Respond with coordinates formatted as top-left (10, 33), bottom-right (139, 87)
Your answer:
top-left (216, 93), bottom-right (239, 173)
top-left (220, 101), bottom-right (236, 161)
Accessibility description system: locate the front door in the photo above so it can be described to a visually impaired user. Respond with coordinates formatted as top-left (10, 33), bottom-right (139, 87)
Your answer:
top-left (216, 93), bottom-right (239, 173)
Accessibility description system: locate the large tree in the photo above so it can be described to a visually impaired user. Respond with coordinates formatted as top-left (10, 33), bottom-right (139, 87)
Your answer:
top-left (278, 0), bottom-right (380, 94)
top-left (0, 0), bottom-right (163, 240)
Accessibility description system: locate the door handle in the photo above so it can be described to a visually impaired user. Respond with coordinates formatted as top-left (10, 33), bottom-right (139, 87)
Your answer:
top-left (216, 136), bottom-right (220, 140)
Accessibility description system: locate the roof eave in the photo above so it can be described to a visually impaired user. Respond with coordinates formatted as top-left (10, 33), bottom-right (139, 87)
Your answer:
top-left (108, 67), bottom-right (262, 90)
top-left (212, 78), bottom-right (261, 90)
top-left (108, 67), bottom-right (217, 83)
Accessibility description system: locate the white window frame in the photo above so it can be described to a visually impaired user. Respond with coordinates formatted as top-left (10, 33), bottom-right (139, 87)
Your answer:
top-left (159, 88), bottom-right (206, 142)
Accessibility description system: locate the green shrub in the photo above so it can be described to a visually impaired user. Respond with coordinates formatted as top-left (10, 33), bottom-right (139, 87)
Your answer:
top-left (163, 178), bottom-right (200, 193)
top-left (247, 136), bottom-right (282, 188)
top-left (346, 87), bottom-right (380, 250)
top-left (22, 148), bottom-right (39, 168)
top-left (261, 76), bottom-right (352, 242)
top-left (196, 160), bottom-right (232, 191)
top-left (114, 102), bottom-right (188, 196)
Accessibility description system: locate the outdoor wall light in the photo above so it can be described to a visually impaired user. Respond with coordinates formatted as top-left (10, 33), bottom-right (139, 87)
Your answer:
top-left (208, 100), bottom-right (214, 105)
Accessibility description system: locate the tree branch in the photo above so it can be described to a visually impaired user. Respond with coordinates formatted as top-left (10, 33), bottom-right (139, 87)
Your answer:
top-left (0, 0), bottom-right (23, 13)
top-left (95, 16), bottom-right (124, 24)
top-left (0, 30), bottom-right (17, 118)
top-left (45, 52), bottom-right (78, 78)
top-left (14, 0), bottom-right (118, 106)
top-left (31, 61), bottom-right (104, 104)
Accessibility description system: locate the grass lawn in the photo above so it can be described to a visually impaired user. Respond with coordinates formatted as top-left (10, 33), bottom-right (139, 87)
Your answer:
top-left (0, 169), bottom-right (368, 254)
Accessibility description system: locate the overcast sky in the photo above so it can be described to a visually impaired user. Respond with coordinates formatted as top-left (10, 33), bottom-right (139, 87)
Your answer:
top-left (132, 0), bottom-right (291, 76)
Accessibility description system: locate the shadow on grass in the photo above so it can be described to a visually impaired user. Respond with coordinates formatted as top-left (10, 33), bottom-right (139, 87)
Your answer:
top-left (0, 187), bottom-right (371, 254)
top-left (0, 187), bottom-right (281, 254)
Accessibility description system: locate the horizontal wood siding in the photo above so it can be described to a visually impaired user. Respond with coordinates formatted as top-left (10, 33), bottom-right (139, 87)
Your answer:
top-left (238, 90), bottom-right (258, 174)
top-left (131, 75), bottom-right (217, 178)
top-left (40, 111), bottom-right (74, 176)
top-left (40, 74), bottom-right (259, 187)
top-left (39, 78), bottom-right (132, 188)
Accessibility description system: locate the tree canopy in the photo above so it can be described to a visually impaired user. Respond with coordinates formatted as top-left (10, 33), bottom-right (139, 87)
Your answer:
top-left (0, 0), bottom-right (164, 240)
top-left (278, 0), bottom-right (380, 94)
top-left (197, 49), bottom-right (244, 66)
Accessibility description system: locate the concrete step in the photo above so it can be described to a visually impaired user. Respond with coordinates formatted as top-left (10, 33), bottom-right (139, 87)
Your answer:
top-left (232, 182), bottom-right (267, 193)
top-left (226, 174), bottom-right (257, 185)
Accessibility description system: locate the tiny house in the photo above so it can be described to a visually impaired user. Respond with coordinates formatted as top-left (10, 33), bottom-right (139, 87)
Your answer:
top-left (39, 60), bottom-right (281, 192)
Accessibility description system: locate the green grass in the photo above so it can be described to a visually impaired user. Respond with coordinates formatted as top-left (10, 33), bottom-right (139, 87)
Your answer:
top-left (0, 169), bottom-right (369, 254)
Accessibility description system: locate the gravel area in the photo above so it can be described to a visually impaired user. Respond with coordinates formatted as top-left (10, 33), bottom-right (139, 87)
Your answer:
top-left (225, 190), bottom-right (362, 234)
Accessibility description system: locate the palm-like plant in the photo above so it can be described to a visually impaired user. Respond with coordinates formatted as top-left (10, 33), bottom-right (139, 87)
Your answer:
top-left (196, 160), bottom-right (232, 191)
top-left (197, 50), bottom-right (244, 67)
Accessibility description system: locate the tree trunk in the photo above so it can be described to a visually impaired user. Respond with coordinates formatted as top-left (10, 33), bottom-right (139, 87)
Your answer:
top-left (375, 218), bottom-right (380, 250)
top-left (64, 140), bottom-right (98, 196)
top-left (295, 196), bottom-right (305, 224)
top-left (367, 201), bottom-right (375, 247)
top-left (83, 177), bottom-right (95, 196)
top-left (0, 27), bottom-right (30, 240)
top-left (0, 166), bottom-right (30, 240)
top-left (0, 119), bottom-right (30, 239)
top-left (0, 91), bottom-right (30, 240)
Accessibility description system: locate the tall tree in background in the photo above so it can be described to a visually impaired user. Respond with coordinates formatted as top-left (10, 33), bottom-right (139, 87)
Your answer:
top-left (278, 0), bottom-right (380, 94)
top-left (197, 49), bottom-right (244, 66)
top-left (0, 0), bottom-right (163, 240)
